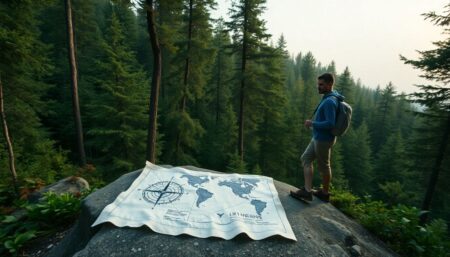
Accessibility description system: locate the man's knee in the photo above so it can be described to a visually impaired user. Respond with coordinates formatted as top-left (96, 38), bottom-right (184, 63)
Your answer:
top-left (315, 141), bottom-right (333, 174)
top-left (301, 153), bottom-right (313, 168)
top-left (317, 162), bottom-right (331, 176)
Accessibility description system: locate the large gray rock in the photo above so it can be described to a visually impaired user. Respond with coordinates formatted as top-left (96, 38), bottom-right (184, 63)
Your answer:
top-left (28, 176), bottom-right (90, 203)
top-left (47, 166), bottom-right (398, 257)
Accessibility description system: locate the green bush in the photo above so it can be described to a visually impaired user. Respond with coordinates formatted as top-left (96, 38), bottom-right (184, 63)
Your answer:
top-left (362, 205), bottom-right (450, 257)
top-left (330, 189), bottom-right (361, 217)
top-left (0, 216), bottom-right (37, 256)
top-left (26, 192), bottom-right (84, 226)
top-left (0, 191), bottom-right (88, 256)
top-left (332, 190), bottom-right (450, 257)
top-left (0, 186), bottom-right (16, 206)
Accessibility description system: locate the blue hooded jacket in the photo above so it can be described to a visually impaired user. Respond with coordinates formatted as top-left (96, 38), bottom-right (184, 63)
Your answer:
top-left (312, 91), bottom-right (345, 141)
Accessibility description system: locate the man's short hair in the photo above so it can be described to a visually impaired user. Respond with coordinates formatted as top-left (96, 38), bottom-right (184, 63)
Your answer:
top-left (318, 73), bottom-right (334, 86)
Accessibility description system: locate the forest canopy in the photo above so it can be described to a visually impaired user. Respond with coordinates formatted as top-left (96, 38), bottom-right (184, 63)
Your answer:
top-left (0, 1), bottom-right (449, 253)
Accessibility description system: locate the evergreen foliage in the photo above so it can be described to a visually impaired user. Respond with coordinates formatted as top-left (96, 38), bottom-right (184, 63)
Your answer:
top-left (226, 0), bottom-right (271, 162)
top-left (161, 0), bottom-right (215, 165)
top-left (0, 0), bottom-right (74, 184)
top-left (197, 19), bottom-right (237, 170)
top-left (401, 3), bottom-right (450, 224)
top-left (86, 9), bottom-right (148, 178)
top-left (0, 1), bottom-right (449, 254)
top-left (335, 67), bottom-right (354, 104)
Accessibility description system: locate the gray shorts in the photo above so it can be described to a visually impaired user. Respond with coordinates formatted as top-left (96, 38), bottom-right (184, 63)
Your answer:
top-left (301, 139), bottom-right (335, 175)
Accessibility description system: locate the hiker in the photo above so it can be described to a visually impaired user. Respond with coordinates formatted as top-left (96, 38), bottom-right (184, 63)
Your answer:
top-left (290, 72), bottom-right (344, 202)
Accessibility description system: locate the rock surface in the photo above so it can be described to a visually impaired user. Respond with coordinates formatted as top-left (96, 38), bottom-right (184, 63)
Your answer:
top-left (47, 166), bottom-right (398, 257)
top-left (28, 176), bottom-right (90, 203)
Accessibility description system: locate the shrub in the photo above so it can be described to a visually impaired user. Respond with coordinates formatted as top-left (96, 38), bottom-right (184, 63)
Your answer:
top-left (26, 192), bottom-right (84, 226)
top-left (332, 190), bottom-right (450, 257)
top-left (0, 216), bottom-right (37, 256)
top-left (0, 191), bottom-right (89, 256)
top-left (330, 189), bottom-right (361, 217)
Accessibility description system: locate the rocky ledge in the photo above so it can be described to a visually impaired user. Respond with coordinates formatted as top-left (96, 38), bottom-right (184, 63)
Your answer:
top-left (47, 166), bottom-right (398, 257)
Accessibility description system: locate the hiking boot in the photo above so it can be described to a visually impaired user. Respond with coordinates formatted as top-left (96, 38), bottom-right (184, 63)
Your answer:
top-left (290, 187), bottom-right (313, 201)
top-left (312, 189), bottom-right (330, 202)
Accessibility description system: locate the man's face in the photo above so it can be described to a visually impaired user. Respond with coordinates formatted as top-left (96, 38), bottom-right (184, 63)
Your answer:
top-left (317, 79), bottom-right (332, 94)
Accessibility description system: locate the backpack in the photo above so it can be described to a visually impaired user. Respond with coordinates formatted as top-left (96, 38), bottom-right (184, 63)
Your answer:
top-left (330, 96), bottom-right (352, 136)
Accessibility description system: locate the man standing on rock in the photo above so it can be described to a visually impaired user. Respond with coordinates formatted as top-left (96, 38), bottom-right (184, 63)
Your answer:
top-left (290, 73), bottom-right (344, 202)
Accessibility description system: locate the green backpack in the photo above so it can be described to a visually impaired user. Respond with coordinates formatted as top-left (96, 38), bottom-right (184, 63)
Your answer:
top-left (331, 96), bottom-right (352, 136)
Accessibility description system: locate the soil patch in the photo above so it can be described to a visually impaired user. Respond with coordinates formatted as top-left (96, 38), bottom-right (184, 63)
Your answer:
top-left (19, 226), bottom-right (72, 257)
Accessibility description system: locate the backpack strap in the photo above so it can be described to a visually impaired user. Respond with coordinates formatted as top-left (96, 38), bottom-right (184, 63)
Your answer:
top-left (312, 95), bottom-right (340, 117)
top-left (332, 96), bottom-right (341, 117)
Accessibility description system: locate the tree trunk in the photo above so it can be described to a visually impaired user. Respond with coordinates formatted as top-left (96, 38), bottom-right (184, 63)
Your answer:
top-left (65, 0), bottom-right (86, 167)
top-left (420, 113), bottom-right (450, 224)
top-left (215, 49), bottom-right (222, 127)
top-left (145, 0), bottom-right (162, 163)
top-left (175, 0), bottom-right (194, 164)
top-left (181, 0), bottom-right (193, 112)
top-left (238, 0), bottom-right (248, 162)
top-left (0, 75), bottom-right (18, 196)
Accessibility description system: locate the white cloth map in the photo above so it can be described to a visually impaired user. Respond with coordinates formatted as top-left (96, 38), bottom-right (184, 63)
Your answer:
top-left (92, 162), bottom-right (296, 241)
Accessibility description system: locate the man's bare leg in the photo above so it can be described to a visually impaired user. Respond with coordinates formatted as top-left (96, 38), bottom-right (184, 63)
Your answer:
top-left (304, 164), bottom-right (314, 192)
top-left (321, 171), bottom-right (331, 194)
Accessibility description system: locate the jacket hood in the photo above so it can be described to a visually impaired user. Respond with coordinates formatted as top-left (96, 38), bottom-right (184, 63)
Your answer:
top-left (324, 90), bottom-right (345, 101)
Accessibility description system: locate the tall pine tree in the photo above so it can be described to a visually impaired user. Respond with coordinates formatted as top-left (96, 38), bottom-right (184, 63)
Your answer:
top-left (0, 0), bottom-right (73, 183)
top-left (87, 10), bottom-right (148, 178)
top-left (227, 0), bottom-right (270, 163)
top-left (162, 0), bottom-right (215, 165)
top-left (401, 3), bottom-right (450, 223)
top-left (197, 19), bottom-right (237, 170)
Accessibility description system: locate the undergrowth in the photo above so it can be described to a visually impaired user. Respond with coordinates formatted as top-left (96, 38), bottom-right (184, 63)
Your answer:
top-left (331, 189), bottom-right (450, 257)
top-left (0, 191), bottom-right (89, 256)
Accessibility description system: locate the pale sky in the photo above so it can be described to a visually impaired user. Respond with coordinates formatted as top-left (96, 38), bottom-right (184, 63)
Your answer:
top-left (212, 0), bottom-right (448, 93)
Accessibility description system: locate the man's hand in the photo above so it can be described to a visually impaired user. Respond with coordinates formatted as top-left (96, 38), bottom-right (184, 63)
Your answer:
top-left (304, 120), bottom-right (313, 128)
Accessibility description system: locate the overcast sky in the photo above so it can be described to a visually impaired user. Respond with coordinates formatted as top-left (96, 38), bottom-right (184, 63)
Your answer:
top-left (211, 0), bottom-right (447, 93)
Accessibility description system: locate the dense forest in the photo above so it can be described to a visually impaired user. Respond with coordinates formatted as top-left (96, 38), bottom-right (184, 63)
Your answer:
top-left (0, 0), bottom-right (449, 255)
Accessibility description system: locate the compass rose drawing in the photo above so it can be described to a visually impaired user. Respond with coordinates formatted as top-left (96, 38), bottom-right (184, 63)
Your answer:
top-left (141, 177), bottom-right (184, 209)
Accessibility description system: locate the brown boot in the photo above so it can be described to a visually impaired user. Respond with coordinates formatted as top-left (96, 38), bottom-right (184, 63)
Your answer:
top-left (290, 187), bottom-right (313, 201)
top-left (312, 189), bottom-right (330, 202)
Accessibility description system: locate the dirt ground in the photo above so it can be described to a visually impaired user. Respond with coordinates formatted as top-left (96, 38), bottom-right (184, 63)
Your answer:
top-left (19, 227), bottom-right (71, 257)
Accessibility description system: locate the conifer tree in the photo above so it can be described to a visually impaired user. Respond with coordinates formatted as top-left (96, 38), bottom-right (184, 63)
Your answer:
top-left (284, 58), bottom-right (296, 93)
top-left (227, 0), bottom-right (270, 162)
top-left (108, 0), bottom-right (139, 51)
top-left (401, 3), bottom-right (450, 223)
top-left (294, 53), bottom-right (302, 81)
top-left (341, 122), bottom-right (374, 195)
top-left (0, 1), bottom-right (73, 183)
top-left (284, 72), bottom-right (304, 183)
top-left (335, 67), bottom-right (354, 104)
top-left (156, 0), bottom-right (183, 101)
top-left (326, 61), bottom-right (337, 75)
top-left (256, 40), bottom-right (290, 177)
top-left (373, 131), bottom-right (410, 198)
top-left (278, 35), bottom-right (295, 93)
top-left (87, 11), bottom-right (148, 177)
top-left (143, 0), bottom-right (163, 163)
top-left (351, 82), bottom-right (376, 129)
top-left (393, 93), bottom-right (416, 138)
top-left (298, 52), bottom-right (319, 152)
top-left (162, 0), bottom-right (215, 165)
top-left (370, 82), bottom-right (397, 153)
top-left (0, 76), bottom-right (18, 195)
top-left (65, 0), bottom-right (87, 167)
top-left (40, 0), bottom-right (105, 163)
top-left (198, 19), bottom-right (237, 170)
top-left (329, 142), bottom-right (347, 190)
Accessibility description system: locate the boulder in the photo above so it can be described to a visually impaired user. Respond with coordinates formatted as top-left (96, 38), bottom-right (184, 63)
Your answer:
top-left (47, 166), bottom-right (398, 257)
top-left (28, 176), bottom-right (90, 203)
